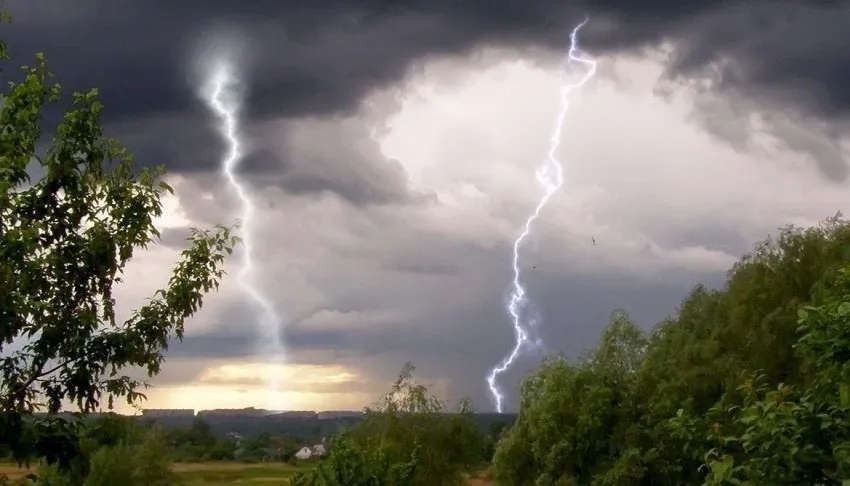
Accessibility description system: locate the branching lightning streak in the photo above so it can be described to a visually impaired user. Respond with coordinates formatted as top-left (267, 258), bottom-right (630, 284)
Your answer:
top-left (486, 19), bottom-right (597, 413)
top-left (202, 60), bottom-right (287, 404)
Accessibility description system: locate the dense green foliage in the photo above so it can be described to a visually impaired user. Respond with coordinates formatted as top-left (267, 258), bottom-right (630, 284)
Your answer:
top-left (0, 415), bottom-right (174, 485)
top-left (492, 217), bottom-right (850, 485)
top-left (0, 378), bottom-right (492, 485)
top-left (0, 9), bottom-right (235, 478)
top-left (159, 417), bottom-right (303, 462)
top-left (290, 363), bottom-right (489, 486)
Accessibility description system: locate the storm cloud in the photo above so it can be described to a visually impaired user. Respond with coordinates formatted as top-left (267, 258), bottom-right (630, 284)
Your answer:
top-left (4, 1), bottom-right (849, 411)
top-left (7, 0), bottom-right (850, 179)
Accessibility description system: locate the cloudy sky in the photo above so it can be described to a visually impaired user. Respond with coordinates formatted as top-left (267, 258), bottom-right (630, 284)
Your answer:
top-left (5, 0), bottom-right (850, 413)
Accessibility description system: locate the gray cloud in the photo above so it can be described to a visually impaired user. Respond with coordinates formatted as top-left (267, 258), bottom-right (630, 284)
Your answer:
top-left (161, 267), bottom-right (707, 409)
top-left (159, 227), bottom-right (195, 249)
top-left (5, 0), bottom-right (849, 181)
top-left (7, 0), bottom-right (850, 412)
top-left (253, 118), bottom-right (416, 206)
top-left (387, 261), bottom-right (461, 277)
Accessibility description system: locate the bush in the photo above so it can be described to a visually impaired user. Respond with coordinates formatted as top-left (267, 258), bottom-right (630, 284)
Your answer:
top-left (492, 218), bottom-right (850, 485)
top-left (91, 429), bottom-right (172, 486)
top-left (291, 363), bottom-right (486, 486)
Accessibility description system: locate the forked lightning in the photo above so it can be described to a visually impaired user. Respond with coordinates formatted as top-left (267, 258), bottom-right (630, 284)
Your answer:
top-left (202, 59), bottom-right (287, 406)
top-left (486, 19), bottom-right (598, 413)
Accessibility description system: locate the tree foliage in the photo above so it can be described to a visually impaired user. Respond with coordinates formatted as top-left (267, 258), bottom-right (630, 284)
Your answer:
top-left (0, 10), bottom-right (236, 471)
top-left (493, 311), bottom-right (649, 485)
top-left (493, 216), bottom-right (850, 485)
top-left (291, 363), bottom-right (487, 486)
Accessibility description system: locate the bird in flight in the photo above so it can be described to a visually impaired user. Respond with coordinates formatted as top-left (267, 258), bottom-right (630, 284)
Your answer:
top-left (592, 237), bottom-right (596, 246)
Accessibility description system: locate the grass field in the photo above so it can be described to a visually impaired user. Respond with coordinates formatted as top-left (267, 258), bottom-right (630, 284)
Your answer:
top-left (0, 461), bottom-right (494, 484)
top-left (173, 462), bottom-right (311, 484)
top-left (0, 461), bottom-right (311, 484)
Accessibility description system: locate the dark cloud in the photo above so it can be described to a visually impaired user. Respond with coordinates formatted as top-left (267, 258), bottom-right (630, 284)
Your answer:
top-left (261, 120), bottom-right (416, 205)
top-left (167, 270), bottom-right (701, 409)
top-left (112, 113), bottom-right (414, 206)
top-left (6, 0), bottom-right (849, 410)
top-left (198, 373), bottom-right (368, 395)
top-left (109, 112), bottom-right (222, 174)
top-left (661, 2), bottom-right (850, 119)
top-left (4, 0), bottom-right (848, 179)
top-left (173, 318), bottom-right (430, 363)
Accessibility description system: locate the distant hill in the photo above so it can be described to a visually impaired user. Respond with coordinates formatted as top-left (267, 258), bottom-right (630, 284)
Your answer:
top-left (32, 409), bottom-right (517, 442)
top-left (139, 410), bottom-right (518, 441)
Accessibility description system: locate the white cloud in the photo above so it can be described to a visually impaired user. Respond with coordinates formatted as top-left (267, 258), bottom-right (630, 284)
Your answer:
top-left (294, 309), bottom-right (403, 333)
top-left (378, 49), bottom-right (849, 277)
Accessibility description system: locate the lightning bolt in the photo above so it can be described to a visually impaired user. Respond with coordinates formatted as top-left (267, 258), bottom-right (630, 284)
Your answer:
top-left (201, 59), bottom-right (287, 408)
top-left (486, 19), bottom-right (597, 413)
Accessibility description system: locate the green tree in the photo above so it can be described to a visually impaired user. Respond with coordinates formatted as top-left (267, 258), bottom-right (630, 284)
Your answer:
top-left (0, 10), bottom-right (236, 471)
top-left (290, 433), bottom-right (420, 486)
top-left (292, 363), bottom-right (485, 486)
top-left (693, 267), bottom-right (850, 484)
top-left (185, 417), bottom-right (215, 448)
top-left (79, 427), bottom-right (174, 486)
top-left (494, 216), bottom-right (850, 485)
top-left (84, 413), bottom-right (144, 449)
top-left (634, 217), bottom-right (850, 484)
top-left (492, 311), bottom-right (648, 485)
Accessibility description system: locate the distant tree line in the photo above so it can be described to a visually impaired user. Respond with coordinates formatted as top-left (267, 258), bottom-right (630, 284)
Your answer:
top-left (137, 410), bottom-right (512, 446)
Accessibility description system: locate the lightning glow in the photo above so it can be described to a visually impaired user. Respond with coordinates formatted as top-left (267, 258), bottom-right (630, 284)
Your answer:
top-left (486, 19), bottom-right (597, 413)
top-left (201, 59), bottom-right (288, 407)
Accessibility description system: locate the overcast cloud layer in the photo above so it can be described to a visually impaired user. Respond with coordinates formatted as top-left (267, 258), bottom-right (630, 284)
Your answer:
top-left (4, 1), bottom-right (849, 411)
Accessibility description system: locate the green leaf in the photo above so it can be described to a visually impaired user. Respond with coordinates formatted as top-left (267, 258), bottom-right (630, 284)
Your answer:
top-left (840, 384), bottom-right (850, 409)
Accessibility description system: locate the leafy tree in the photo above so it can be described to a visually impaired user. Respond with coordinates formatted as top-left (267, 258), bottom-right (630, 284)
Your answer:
top-left (78, 427), bottom-right (173, 486)
top-left (492, 311), bottom-right (648, 485)
top-left (185, 417), bottom-right (216, 448)
top-left (692, 267), bottom-right (850, 484)
top-left (0, 9), bottom-right (236, 471)
top-left (292, 363), bottom-right (486, 486)
top-left (83, 413), bottom-right (144, 450)
top-left (493, 216), bottom-right (850, 485)
top-left (634, 217), bottom-right (850, 484)
top-left (290, 433), bottom-right (420, 486)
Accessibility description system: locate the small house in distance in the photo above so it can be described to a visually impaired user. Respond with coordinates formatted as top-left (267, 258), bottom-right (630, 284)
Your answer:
top-left (295, 443), bottom-right (328, 460)
top-left (295, 446), bottom-right (312, 460)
